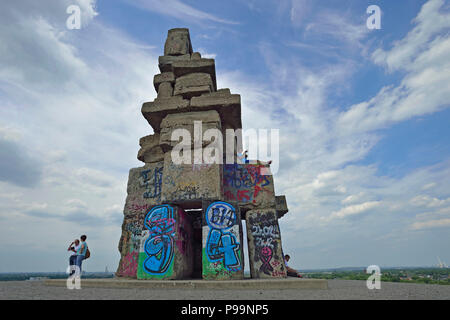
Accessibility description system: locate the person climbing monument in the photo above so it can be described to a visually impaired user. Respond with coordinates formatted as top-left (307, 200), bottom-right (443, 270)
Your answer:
top-left (67, 239), bottom-right (80, 275)
top-left (237, 150), bottom-right (250, 164)
top-left (284, 254), bottom-right (302, 278)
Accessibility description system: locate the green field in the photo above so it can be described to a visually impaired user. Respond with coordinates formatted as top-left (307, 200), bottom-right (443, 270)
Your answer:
top-left (303, 267), bottom-right (450, 285)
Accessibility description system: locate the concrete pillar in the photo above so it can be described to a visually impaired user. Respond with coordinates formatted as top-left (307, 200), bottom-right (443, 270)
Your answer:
top-left (246, 208), bottom-right (287, 279)
top-left (136, 204), bottom-right (194, 280)
top-left (202, 200), bottom-right (244, 280)
top-left (116, 214), bottom-right (145, 278)
top-left (223, 163), bottom-right (276, 210)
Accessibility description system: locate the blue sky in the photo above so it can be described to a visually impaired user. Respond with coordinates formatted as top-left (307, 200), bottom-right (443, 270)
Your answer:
top-left (0, 0), bottom-right (449, 272)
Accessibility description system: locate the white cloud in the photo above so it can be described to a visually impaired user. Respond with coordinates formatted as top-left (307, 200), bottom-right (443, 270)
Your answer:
top-left (66, 199), bottom-right (88, 210)
top-left (126, 0), bottom-right (239, 25)
top-left (324, 201), bottom-right (381, 221)
top-left (411, 195), bottom-right (450, 208)
top-left (342, 192), bottom-right (366, 205)
top-left (197, 48), bottom-right (217, 59)
top-left (411, 218), bottom-right (450, 230)
top-left (0, 0), bottom-right (157, 271)
top-left (372, 0), bottom-right (450, 72)
top-left (338, 0), bottom-right (450, 135)
top-left (422, 182), bottom-right (437, 190)
top-left (290, 0), bottom-right (311, 27)
top-left (303, 9), bottom-right (369, 51)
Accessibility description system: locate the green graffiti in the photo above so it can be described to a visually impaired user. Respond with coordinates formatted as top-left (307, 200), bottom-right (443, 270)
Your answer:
top-left (202, 248), bottom-right (241, 280)
top-left (137, 252), bottom-right (174, 280)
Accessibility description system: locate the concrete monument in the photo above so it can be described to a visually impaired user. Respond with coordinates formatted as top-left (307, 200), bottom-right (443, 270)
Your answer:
top-left (116, 28), bottom-right (289, 280)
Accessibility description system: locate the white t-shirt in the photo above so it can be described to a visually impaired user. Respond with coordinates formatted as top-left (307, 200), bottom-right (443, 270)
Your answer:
top-left (69, 244), bottom-right (80, 256)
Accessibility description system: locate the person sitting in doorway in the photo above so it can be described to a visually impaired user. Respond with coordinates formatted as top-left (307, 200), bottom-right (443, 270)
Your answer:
top-left (284, 254), bottom-right (302, 278)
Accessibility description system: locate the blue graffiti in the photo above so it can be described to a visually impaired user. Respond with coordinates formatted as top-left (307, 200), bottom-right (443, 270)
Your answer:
top-left (223, 164), bottom-right (270, 189)
top-left (141, 166), bottom-right (163, 199)
top-left (205, 201), bottom-right (241, 272)
top-left (207, 203), bottom-right (235, 229)
top-left (143, 205), bottom-right (176, 275)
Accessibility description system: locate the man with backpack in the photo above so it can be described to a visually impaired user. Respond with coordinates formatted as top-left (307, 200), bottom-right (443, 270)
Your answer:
top-left (75, 235), bottom-right (90, 274)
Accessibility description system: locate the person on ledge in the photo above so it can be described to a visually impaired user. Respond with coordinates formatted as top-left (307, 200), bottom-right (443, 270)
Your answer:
top-left (284, 254), bottom-right (302, 278)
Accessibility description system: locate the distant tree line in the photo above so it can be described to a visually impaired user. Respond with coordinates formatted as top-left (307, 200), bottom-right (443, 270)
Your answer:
top-left (304, 268), bottom-right (450, 285)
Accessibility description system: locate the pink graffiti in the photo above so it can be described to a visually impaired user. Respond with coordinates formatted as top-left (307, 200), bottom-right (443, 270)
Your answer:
top-left (130, 203), bottom-right (151, 212)
top-left (118, 252), bottom-right (139, 277)
top-left (271, 270), bottom-right (286, 277)
top-left (259, 246), bottom-right (273, 275)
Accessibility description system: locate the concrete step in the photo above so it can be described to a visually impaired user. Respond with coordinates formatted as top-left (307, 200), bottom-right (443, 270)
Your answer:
top-left (46, 278), bottom-right (328, 290)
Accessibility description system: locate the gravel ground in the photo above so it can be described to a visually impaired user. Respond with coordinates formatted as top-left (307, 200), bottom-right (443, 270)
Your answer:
top-left (1, 279), bottom-right (450, 300)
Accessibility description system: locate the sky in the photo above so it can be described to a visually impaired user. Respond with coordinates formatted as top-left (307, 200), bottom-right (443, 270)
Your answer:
top-left (0, 0), bottom-right (449, 272)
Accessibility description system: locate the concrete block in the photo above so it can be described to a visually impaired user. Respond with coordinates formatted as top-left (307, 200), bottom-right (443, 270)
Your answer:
top-left (141, 96), bottom-right (190, 133)
top-left (191, 52), bottom-right (201, 60)
top-left (175, 85), bottom-right (211, 99)
top-left (190, 90), bottom-right (242, 130)
top-left (46, 278), bottom-right (329, 290)
top-left (276, 195), bottom-right (289, 219)
top-left (223, 163), bottom-right (276, 211)
top-left (137, 134), bottom-right (164, 164)
top-left (153, 72), bottom-right (175, 92)
top-left (160, 152), bottom-right (223, 206)
top-left (159, 110), bottom-right (221, 151)
top-left (142, 90), bottom-right (241, 133)
top-left (136, 205), bottom-right (194, 280)
top-left (202, 200), bottom-right (244, 280)
top-left (246, 208), bottom-right (287, 279)
top-left (164, 28), bottom-right (193, 56)
top-left (172, 59), bottom-right (217, 91)
top-left (158, 54), bottom-right (191, 73)
top-left (173, 73), bottom-right (213, 99)
top-left (157, 82), bottom-right (173, 98)
top-left (123, 162), bottom-right (164, 217)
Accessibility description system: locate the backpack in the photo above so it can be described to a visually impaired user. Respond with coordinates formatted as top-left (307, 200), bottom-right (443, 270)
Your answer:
top-left (85, 248), bottom-right (91, 259)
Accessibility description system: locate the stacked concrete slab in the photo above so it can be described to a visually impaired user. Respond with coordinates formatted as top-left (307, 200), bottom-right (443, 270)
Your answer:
top-left (116, 28), bottom-right (289, 280)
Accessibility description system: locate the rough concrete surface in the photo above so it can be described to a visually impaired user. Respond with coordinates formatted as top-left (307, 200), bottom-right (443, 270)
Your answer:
top-left (1, 280), bottom-right (450, 300)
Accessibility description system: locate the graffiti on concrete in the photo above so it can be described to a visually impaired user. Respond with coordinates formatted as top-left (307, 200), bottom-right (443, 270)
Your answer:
top-left (143, 205), bottom-right (176, 275)
top-left (205, 201), bottom-right (241, 272)
top-left (223, 164), bottom-right (272, 203)
top-left (117, 217), bottom-right (145, 278)
top-left (170, 184), bottom-right (199, 201)
top-left (175, 210), bottom-right (190, 255)
top-left (118, 252), bottom-right (139, 277)
top-left (139, 166), bottom-right (163, 200)
top-left (249, 211), bottom-right (283, 276)
top-left (125, 221), bottom-right (142, 237)
top-left (129, 203), bottom-right (151, 213)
